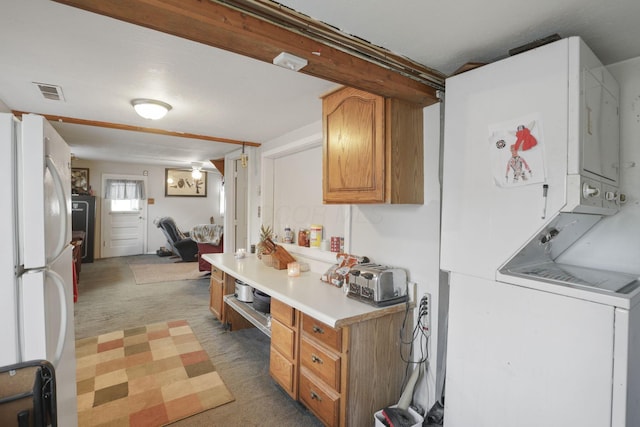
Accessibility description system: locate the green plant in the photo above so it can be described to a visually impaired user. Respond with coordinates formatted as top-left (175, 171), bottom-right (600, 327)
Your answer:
top-left (256, 224), bottom-right (273, 258)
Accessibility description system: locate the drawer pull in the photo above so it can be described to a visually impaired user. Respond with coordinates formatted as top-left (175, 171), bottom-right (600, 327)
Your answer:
top-left (312, 325), bottom-right (325, 334)
top-left (311, 354), bottom-right (323, 364)
top-left (310, 390), bottom-right (323, 402)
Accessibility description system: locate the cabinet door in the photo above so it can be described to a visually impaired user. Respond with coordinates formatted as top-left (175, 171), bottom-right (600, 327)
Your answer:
top-left (209, 277), bottom-right (224, 320)
top-left (301, 313), bottom-right (342, 352)
top-left (323, 87), bottom-right (385, 203)
top-left (270, 347), bottom-right (296, 398)
top-left (300, 336), bottom-right (341, 391)
top-left (272, 318), bottom-right (296, 360)
top-left (299, 369), bottom-right (340, 427)
top-left (270, 305), bottom-right (298, 399)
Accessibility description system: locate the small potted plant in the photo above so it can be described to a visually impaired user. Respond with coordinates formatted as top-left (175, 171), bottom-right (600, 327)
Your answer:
top-left (256, 224), bottom-right (273, 260)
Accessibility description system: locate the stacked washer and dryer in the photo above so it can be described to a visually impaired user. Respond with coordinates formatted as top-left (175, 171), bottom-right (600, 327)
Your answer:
top-left (441, 37), bottom-right (640, 427)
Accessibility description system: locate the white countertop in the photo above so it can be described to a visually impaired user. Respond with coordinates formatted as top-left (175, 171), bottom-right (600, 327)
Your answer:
top-left (202, 253), bottom-right (408, 328)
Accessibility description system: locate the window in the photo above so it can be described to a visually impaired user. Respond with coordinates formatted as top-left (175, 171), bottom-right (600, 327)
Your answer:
top-left (110, 199), bottom-right (141, 212)
top-left (104, 179), bottom-right (145, 200)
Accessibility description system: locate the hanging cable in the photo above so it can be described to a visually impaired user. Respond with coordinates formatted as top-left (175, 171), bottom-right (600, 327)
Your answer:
top-left (399, 291), bottom-right (431, 389)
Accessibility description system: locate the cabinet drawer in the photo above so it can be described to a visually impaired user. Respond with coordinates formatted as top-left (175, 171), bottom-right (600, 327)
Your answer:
top-left (301, 314), bottom-right (342, 352)
top-left (300, 337), bottom-right (341, 391)
top-left (272, 298), bottom-right (295, 327)
top-left (211, 265), bottom-right (224, 281)
top-left (270, 347), bottom-right (295, 397)
top-left (300, 369), bottom-right (340, 427)
top-left (271, 318), bottom-right (296, 360)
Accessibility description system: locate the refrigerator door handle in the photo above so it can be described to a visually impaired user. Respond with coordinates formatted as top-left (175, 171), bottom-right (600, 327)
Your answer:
top-left (45, 268), bottom-right (68, 368)
top-left (45, 156), bottom-right (70, 264)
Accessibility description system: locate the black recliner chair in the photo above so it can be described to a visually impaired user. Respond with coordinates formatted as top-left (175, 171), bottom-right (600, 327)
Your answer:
top-left (154, 217), bottom-right (198, 262)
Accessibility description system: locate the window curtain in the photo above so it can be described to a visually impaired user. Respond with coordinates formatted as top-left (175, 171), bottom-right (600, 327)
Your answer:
top-left (105, 179), bottom-right (146, 200)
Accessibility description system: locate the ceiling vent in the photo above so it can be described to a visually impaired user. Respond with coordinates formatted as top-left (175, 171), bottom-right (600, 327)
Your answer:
top-left (33, 82), bottom-right (65, 101)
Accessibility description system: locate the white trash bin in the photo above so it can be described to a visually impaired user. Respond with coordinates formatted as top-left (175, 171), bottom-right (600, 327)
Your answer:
top-left (374, 405), bottom-right (424, 427)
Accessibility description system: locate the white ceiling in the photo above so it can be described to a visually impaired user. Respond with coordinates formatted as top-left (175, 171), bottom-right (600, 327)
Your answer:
top-left (2, 0), bottom-right (639, 172)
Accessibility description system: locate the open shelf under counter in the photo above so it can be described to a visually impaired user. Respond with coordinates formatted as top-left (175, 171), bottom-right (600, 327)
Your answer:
top-left (223, 294), bottom-right (272, 337)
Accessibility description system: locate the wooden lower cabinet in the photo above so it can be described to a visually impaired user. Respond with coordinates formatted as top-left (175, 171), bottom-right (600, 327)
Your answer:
top-left (270, 346), bottom-right (295, 395)
top-left (299, 368), bottom-right (340, 427)
top-left (300, 336), bottom-right (341, 391)
top-left (270, 298), bottom-right (411, 426)
top-left (269, 299), bottom-right (299, 399)
top-left (209, 266), bottom-right (225, 320)
top-left (209, 267), bottom-right (249, 330)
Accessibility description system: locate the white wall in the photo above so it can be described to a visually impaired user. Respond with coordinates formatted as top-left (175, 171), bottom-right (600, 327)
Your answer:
top-left (70, 159), bottom-right (222, 258)
top-left (273, 146), bottom-right (345, 243)
top-left (258, 104), bottom-right (443, 412)
top-left (349, 104), bottom-right (442, 412)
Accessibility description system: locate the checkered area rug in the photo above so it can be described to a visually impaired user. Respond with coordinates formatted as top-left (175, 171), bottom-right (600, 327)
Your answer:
top-left (75, 320), bottom-right (234, 426)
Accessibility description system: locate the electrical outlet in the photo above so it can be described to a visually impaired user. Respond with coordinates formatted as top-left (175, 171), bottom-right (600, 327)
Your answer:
top-left (421, 292), bottom-right (431, 336)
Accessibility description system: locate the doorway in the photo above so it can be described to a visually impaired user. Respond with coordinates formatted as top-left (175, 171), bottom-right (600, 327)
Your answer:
top-left (101, 174), bottom-right (147, 257)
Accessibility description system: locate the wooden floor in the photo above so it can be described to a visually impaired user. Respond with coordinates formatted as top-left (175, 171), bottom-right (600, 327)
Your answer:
top-left (74, 254), bottom-right (323, 426)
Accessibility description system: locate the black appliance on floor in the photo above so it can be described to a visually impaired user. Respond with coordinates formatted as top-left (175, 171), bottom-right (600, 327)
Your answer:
top-left (71, 195), bottom-right (96, 263)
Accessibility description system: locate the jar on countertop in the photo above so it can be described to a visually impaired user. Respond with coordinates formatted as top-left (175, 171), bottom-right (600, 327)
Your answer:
top-left (298, 229), bottom-right (310, 247)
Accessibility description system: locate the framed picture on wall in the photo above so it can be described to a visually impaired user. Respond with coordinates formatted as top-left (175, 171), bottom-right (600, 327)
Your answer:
top-left (71, 168), bottom-right (90, 194)
top-left (165, 168), bottom-right (207, 197)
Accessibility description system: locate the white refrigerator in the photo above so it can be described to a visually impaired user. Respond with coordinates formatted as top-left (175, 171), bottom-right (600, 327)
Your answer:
top-left (0, 113), bottom-right (78, 426)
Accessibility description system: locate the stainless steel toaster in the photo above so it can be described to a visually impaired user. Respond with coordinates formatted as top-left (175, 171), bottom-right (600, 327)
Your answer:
top-left (346, 263), bottom-right (408, 306)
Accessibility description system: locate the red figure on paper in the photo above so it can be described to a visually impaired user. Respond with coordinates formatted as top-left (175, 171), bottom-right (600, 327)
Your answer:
top-left (514, 124), bottom-right (537, 151)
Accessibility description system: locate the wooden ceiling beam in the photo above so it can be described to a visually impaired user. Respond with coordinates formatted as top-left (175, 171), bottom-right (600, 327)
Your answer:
top-left (210, 158), bottom-right (225, 177)
top-left (52, 0), bottom-right (441, 106)
top-left (12, 111), bottom-right (261, 147)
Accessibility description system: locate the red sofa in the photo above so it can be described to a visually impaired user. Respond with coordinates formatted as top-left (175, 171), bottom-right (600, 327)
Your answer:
top-left (190, 224), bottom-right (225, 272)
top-left (197, 240), bottom-right (224, 271)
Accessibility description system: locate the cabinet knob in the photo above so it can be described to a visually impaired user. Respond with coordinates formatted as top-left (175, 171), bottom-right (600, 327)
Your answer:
top-left (312, 325), bottom-right (325, 334)
top-left (582, 183), bottom-right (600, 198)
top-left (311, 354), bottom-right (323, 364)
top-left (310, 391), bottom-right (323, 402)
top-left (605, 191), bottom-right (618, 201)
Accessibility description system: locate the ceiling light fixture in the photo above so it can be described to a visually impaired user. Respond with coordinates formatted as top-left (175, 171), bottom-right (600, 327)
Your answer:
top-left (131, 98), bottom-right (172, 120)
top-left (273, 52), bottom-right (308, 71)
top-left (191, 162), bottom-right (203, 180)
top-left (191, 168), bottom-right (202, 180)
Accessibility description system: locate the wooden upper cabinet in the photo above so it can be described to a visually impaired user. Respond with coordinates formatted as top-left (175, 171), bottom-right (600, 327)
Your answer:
top-left (322, 86), bottom-right (424, 204)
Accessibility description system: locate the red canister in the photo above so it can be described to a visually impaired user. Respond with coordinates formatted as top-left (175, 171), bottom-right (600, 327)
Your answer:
top-left (330, 236), bottom-right (343, 253)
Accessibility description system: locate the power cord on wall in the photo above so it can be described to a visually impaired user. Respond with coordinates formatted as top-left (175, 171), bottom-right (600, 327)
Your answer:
top-left (399, 292), bottom-right (431, 400)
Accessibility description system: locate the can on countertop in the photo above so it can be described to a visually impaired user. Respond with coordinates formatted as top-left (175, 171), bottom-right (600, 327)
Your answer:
top-left (310, 224), bottom-right (323, 247)
top-left (330, 236), bottom-right (344, 253)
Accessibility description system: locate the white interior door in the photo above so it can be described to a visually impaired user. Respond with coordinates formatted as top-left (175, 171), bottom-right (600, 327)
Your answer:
top-left (101, 174), bottom-right (147, 258)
